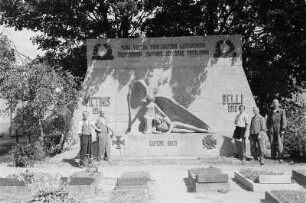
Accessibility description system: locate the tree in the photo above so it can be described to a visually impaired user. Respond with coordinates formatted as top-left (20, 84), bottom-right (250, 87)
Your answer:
top-left (0, 63), bottom-right (79, 141)
top-left (1, 0), bottom-right (305, 112)
top-left (0, 0), bottom-right (158, 81)
top-left (142, 0), bottom-right (306, 114)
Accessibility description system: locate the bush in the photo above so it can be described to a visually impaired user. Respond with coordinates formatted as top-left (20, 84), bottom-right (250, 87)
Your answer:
top-left (43, 130), bottom-right (64, 157)
top-left (284, 105), bottom-right (306, 161)
top-left (12, 170), bottom-right (79, 203)
top-left (10, 141), bottom-right (45, 167)
top-left (284, 130), bottom-right (306, 161)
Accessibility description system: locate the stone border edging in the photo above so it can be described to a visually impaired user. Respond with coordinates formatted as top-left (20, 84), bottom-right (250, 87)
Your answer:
top-left (292, 170), bottom-right (306, 186)
top-left (265, 191), bottom-right (283, 203)
top-left (234, 172), bottom-right (294, 192)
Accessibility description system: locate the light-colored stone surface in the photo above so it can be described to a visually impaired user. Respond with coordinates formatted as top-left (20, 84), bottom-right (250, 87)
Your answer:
top-left (113, 133), bottom-right (233, 157)
top-left (71, 35), bottom-right (256, 158)
top-left (258, 174), bottom-right (291, 184)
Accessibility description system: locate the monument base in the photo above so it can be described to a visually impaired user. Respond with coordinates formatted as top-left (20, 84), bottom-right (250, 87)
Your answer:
top-left (109, 133), bottom-right (237, 158)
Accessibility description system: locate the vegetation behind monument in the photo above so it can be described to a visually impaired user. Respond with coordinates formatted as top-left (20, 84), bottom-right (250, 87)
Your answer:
top-left (0, 33), bottom-right (80, 166)
top-left (0, 1), bottom-right (305, 162)
top-left (0, 0), bottom-right (304, 114)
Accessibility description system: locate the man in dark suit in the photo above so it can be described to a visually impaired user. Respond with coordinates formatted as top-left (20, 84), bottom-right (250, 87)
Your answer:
top-left (266, 99), bottom-right (287, 162)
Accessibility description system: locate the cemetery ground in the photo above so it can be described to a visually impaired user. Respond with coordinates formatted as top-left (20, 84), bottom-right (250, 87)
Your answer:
top-left (0, 142), bottom-right (305, 203)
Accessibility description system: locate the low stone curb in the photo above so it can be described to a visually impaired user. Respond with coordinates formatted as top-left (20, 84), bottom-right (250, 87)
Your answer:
top-left (234, 172), bottom-right (294, 192)
top-left (66, 171), bottom-right (103, 197)
top-left (265, 191), bottom-right (283, 203)
top-left (115, 171), bottom-right (151, 189)
top-left (258, 174), bottom-right (291, 184)
top-left (188, 167), bottom-right (230, 192)
top-left (292, 170), bottom-right (306, 186)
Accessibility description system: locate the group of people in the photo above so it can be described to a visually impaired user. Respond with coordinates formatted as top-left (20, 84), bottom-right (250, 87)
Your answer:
top-left (78, 98), bottom-right (287, 166)
top-left (79, 110), bottom-right (114, 167)
top-left (233, 99), bottom-right (287, 165)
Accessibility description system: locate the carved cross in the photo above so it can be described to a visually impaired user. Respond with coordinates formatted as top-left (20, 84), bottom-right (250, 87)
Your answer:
top-left (112, 135), bottom-right (125, 149)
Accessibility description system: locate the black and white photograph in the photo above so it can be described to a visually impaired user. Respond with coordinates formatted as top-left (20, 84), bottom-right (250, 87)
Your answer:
top-left (0, 0), bottom-right (305, 202)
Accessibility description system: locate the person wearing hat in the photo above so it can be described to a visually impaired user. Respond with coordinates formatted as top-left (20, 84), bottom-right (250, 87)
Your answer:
top-left (92, 109), bottom-right (114, 161)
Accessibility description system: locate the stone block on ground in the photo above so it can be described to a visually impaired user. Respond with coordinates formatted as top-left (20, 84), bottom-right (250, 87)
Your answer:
top-left (0, 178), bottom-right (25, 186)
top-left (234, 172), bottom-right (302, 192)
top-left (292, 170), bottom-right (306, 186)
top-left (195, 182), bottom-right (230, 192)
top-left (116, 171), bottom-right (151, 189)
top-left (66, 171), bottom-right (103, 197)
top-left (258, 175), bottom-right (291, 184)
top-left (189, 166), bottom-right (222, 176)
top-left (0, 178), bottom-right (28, 197)
top-left (197, 173), bottom-right (229, 183)
top-left (188, 166), bottom-right (229, 192)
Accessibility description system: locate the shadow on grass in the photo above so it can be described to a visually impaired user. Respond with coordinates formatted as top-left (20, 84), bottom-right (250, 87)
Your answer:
top-left (183, 177), bottom-right (194, 193)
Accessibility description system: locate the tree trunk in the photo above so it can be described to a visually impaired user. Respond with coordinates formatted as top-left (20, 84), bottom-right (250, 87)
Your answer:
top-left (121, 16), bottom-right (129, 38)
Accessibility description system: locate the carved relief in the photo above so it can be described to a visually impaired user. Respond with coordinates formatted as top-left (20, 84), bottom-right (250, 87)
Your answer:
top-left (126, 80), bottom-right (211, 134)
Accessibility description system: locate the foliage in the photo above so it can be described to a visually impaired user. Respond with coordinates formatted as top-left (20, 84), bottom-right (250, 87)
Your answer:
top-left (10, 141), bottom-right (45, 167)
top-left (0, 0), bottom-right (158, 80)
top-left (12, 170), bottom-right (79, 203)
top-left (84, 157), bottom-right (99, 174)
top-left (0, 61), bottom-right (80, 140)
top-left (0, 0), bottom-right (305, 112)
top-left (284, 102), bottom-right (306, 161)
top-left (0, 33), bottom-right (16, 79)
top-left (43, 130), bottom-right (64, 157)
top-left (142, 0), bottom-right (306, 114)
top-left (239, 168), bottom-right (283, 183)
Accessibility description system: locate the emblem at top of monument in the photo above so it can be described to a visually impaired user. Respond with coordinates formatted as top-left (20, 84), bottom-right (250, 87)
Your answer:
top-left (126, 80), bottom-right (211, 135)
top-left (213, 39), bottom-right (237, 58)
top-left (92, 43), bottom-right (114, 60)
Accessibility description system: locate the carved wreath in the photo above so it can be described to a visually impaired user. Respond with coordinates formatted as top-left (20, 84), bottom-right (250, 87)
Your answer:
top-left (213, 39), bottom-right (237, 58)
top-left (202, 134), bottom-right (217, 149)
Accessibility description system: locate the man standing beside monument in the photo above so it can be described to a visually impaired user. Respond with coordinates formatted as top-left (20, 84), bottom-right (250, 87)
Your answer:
top-left (79, 111), bottom-right (93, 167)
top-left (233, 105), bottom-right (249, 161)
top-left (266, 99), bottom-right (287, 162)
top-left (249, 107), bottom-right (266, 165)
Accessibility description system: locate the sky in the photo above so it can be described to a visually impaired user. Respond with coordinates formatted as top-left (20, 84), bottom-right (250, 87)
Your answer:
top-left (0, 26), bottom-right (44, 59)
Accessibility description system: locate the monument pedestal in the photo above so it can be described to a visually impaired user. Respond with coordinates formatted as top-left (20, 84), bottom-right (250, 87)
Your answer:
top-left (110, 133), bottom-right (236, 158)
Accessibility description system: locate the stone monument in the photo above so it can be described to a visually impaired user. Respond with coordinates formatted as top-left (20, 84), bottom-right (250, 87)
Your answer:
top-left (72, 35), bottom-right (256, 157)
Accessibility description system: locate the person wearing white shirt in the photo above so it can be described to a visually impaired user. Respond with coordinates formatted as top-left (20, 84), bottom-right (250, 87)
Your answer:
top-left (79, 111), bottom-right (94, 167)
top-left (233, 105), bottom-right (249, 161)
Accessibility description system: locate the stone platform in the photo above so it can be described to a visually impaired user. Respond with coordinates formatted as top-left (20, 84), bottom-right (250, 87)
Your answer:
top-left (109, 133), bottom-right (237, 158)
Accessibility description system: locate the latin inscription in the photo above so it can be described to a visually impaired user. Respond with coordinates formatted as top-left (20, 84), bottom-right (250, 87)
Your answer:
top-left (222, 94), bottom-right (243, 113)
top-left (88, 96), bottom-right (111, 114)
top-left (149, 140), bottom-right (178, 147)
top-left (117, 42), bottom-right (209, 58)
